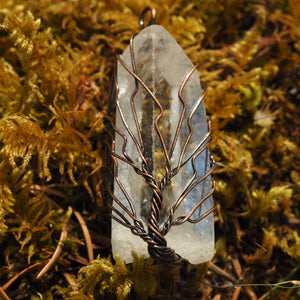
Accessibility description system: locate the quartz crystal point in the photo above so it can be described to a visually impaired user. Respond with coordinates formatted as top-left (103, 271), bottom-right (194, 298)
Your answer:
top-left (111, 24), bottom-right (214, 264)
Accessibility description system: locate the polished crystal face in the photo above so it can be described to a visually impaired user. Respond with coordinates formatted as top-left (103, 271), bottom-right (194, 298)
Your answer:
top-left (111, 25), bottom-right (214, 264)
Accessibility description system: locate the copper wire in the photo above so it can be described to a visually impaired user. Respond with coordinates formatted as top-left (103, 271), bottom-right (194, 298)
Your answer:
top-left (106, 7), bottom-right (215, 266)
top-left (139, 6), bottom-right (157, 30)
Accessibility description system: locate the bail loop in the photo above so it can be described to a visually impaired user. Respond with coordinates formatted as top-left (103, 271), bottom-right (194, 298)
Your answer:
top-left (139, 6), bottom-right (156, 30)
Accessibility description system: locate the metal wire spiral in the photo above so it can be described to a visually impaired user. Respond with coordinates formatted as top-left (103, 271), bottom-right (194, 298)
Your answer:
top-left (105, 6), bottom-right (216, 266)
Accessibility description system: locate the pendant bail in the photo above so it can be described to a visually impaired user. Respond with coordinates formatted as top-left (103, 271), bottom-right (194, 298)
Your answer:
top-left (139, 6), bottom-right (156, 30)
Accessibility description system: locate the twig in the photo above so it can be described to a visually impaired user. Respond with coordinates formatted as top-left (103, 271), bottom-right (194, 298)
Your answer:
top-left (88, 113), bottom-right (104, 137)
top-left (0, 266), bottom-right (8, 280)
top-left (36, 207), bottom-right (72, 279)
top-left (232, 257), bottom-right (257, 300)
top-left (0, 286), bottom-right (11, 300)
top-left (201, 280), bottom-right (300, 290)
top-left (232, 257), bottom-right (242, 300)
top-left (74, 210), bottom-right (94, 262)
top-left (2, 262), bottom-right (44, 290)
top-left (67, 254), bottom-right (89, 265)
top-left (63, 272), bottom-right (77, 289)
top-left (231, 257), bottom-right (242, 300)
top-left (29, 184), bottom-right (68, 199)
top-left (41, 249), bottom-right (71, 267)
top-left (258, 263), bottom-right (300, 300)
top-left (232, 284), bottom-right (242, 299)
top-left (288, 217), bottom-right (300, 225)
top-left (89, 230), bottom-right (111, 247)
top-left (209, 262), bottom-right (236, 282)
top-left (43, 248), bottom-right (88, 265)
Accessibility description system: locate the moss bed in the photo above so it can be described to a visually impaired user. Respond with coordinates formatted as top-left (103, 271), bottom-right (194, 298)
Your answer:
top-left (0, 0), bottom-right (299, 299)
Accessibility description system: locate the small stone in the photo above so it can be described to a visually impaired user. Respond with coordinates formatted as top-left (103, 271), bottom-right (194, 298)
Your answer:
top-left (112, 24), bottom-right (214, 264)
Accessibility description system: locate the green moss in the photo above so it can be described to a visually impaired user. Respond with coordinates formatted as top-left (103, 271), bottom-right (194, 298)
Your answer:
top-left (0, 0), bottom-right (299, 299)
top-left (67, 253), bottom-right (156, 300)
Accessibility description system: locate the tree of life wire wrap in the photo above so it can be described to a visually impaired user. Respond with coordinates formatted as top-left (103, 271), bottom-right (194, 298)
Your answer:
top-left (106, 6), bottom-right (216, 266)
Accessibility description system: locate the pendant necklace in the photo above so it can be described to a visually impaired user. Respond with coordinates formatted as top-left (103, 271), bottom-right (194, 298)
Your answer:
top-left (106, 6), bottom-right (215, 266)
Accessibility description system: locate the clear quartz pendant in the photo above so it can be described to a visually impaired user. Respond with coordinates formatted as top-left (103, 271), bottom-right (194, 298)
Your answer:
top-left (108, 7), bottom-right (215, 265)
